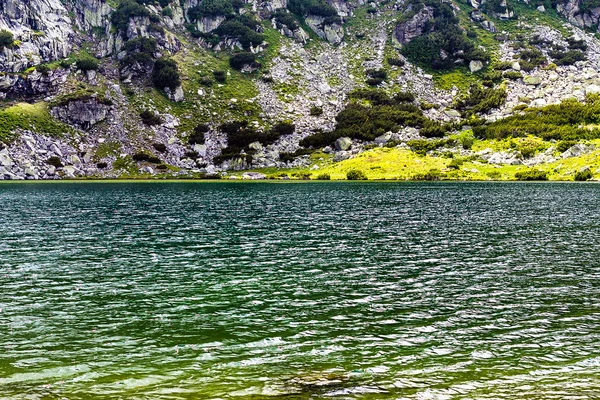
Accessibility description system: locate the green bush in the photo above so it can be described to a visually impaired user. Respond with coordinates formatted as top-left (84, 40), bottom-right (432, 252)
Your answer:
top-left (347, 169), bottom-right (367, 180)
top-left (515, 169), bottom-right (548, 181)
top-left (153, 142), bottom-right (167, 153)
top-left (401, 0), bottom-right (488, 70)
top-left (550, 50), bottom-right (586, 66)
top-left (447, 157), bottom-right (464, 169)
top-left (316, 173), bottom-right (331, 180)
top-left (140, 110), bottom-right (163, 125)
top-left (188, 0), bottom-right (233, 19)
top-left (152, 58), bottom-right (180, 90)
top-left (75, 54), bottom-right (99, 71)
top-left (310, 106), bottom-right (323, 116)
top-left (213, 70), bottom-right (226, 83)
top-left (189, 124), bottom-right (209, 144)
top-left (473, 98), bottom-right (600, 141)
top-left (271, 121), bottom-right (295, 136)
top-left (122, 37), bottom-right (157, 66)
top-left (387, 57), bottom-right (405, 67)
top-left (111, 0), bottom-right (150, 36)
top-left (214, 18), bottom-right (264, 49)
top-left (36, 64), bottom-right (51, 75)
top-left (0, 29), bottom-right (14, 47)
top-left (503, 71), bottom-right (522, 80)
top-left (162, 7), bottom-right (174, 17)
top-left (288, 0), bottom-right (340, 23)
top-left (273, 9), bottom-right (299, 30)
top-left (494, 61), bottom-right (513, 70)
top-left (556, 140), bottom-right (577, 153)
top-left (46, 156), bottom-right (63, 168)
top-left (420, 120), bottom-right (446, 138)
top-left (574, 169), bottom-right (593, 181)
top-left (455, 85), bottom-right (507, 116)
top-left (408, 139), bottom-right (447, 156)
top-left (279, 148), bottom-right (313, 162)
top-left (413, 168), bottom-right (442, 181)
top-left (229, 52), bottom-right (259, 70)
top-left (519, 49), bottom-right (546, 70)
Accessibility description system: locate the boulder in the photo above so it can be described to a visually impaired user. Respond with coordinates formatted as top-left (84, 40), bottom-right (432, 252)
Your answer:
top-left (334, 137), bottom-right (352, 151)
top-left (469, 60), bottom-right (484, 73)
top-left (242, 172), bottom-right (266, 180)
top-left (524, 76), bottom-right (542, 85)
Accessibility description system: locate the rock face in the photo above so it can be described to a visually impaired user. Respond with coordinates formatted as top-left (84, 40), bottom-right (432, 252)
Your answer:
top-left (0, 0), bottom-right (74, 73)
top-left (196, 16), bottom-right (226, 33)
top-left (51, 98), bottom-right (111, 130)
top-left (555, 0), bottom-right (600, 30)
top-left (395, 6), bottom-right (434, 45)
top-left (305, 16), bottom-right (344, 44)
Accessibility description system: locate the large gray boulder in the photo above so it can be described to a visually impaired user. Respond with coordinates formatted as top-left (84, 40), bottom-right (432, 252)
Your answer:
top-left (334, 137), bottom-right (352, 151)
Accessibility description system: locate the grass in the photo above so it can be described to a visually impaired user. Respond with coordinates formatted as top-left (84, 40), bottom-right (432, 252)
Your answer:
top-left (0, 102), bottom-right (73, 142)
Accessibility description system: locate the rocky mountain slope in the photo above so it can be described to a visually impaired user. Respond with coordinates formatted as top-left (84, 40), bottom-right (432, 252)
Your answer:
top-left (1, 0), bottom-right (600, 180)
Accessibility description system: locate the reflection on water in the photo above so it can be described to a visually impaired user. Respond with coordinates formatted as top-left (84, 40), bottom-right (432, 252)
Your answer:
top-left (0, 182), bottom-right (599, 399)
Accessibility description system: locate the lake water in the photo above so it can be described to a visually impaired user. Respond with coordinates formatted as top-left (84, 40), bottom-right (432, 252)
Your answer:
top-left (1, 182), bottom-right (599, 399)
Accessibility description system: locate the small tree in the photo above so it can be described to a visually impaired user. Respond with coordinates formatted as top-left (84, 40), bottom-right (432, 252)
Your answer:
top-left (0, 30), bottom-right (14, 47)
top-left (152, 58), bottom-right (181, 90)
top-left (347, 169), bottom-right (367, 180)
top-left (75, 54), bottom-right (99, 71)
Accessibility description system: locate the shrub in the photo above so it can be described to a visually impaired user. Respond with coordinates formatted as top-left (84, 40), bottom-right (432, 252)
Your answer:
top-left (420, 120), bottom-right (446, 138)
top-left (347, 169), bottom-right (367, 180)
top-left (288, 0), bottom-right (339, 21)
top-left (456, 131), bottom-right (475, 149)
top-left (401, 0), bottom-right (488, 70)
top-left (567, 37), bottom-right (587, 51)
top-left (212, 15), bottom-right (264, 48)
top-left (140, 110), bottom-right (163, 125)
top-left (574, 169), bottom-right (593, 181)
top-left (46, 156), bottom-right (63, 168)
top-left (515, 169), bottom-right (548, 181)
top-left (162, 7), bottom-right (174, 17)
top-left (447, 157), bottom-right (464, 169)
top-left (0, 29), bottom-right (14, 47)
top-left (455, 85), bottom-right (507, 116)
top-left (213, 70), bottom-right (226, 83)
top-left (122, 37), bottom-right (157, 66)
top-left (189, 124), bottom-right (209, 144)
top-left (188, 0), bottom-right (233, 19)
top-left (271, 121), bottom-right (295, 136)
top-left (413, 168), bottom-right (442, 181)
top-left (36, 64), bottom-right (50, 75)
top-left (132, 152), bottom-right (150, 161)
top-left (503, 71), bottom-right (522, 80)
top-left (279, 148), bottom-right (313, 162)
top-left (97, 162), bottom-right (108, 169)
top-left (229, 52), bottom-right (259, 70)
top-left (152, 58), bottom-right (180, 90)
top-left (316, 173), bottom-right (331, 180)
top-left (75, 54), bottom-right (99, 71)
top-left (153, 142), bottom-right (167, 153)
top-left (60, 59), bottom-right (74, 69)
top-left (111, 0), bottom-right (150, 35)
top-left (519, 49), bottom-right (546, 70)
top-left (494, 61), bottom-right (513, 70)
top-left (556, 140), bottom-right (577, 153)
top-left (408, 139), bottom-right (447, 156)
top-left (551, 50), bottom-right (586, 66)
top-left (394, 91), bottom-right (415, 103)
top-left (310, 106), bottom-right (323, 116)
top-left (387, 57), bottom-right (405, 67)
top-left (273, 9), bottom-right (299, 30)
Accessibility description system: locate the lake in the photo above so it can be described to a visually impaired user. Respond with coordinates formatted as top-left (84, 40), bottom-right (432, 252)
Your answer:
top-left (1, 181), bottom-right (599, 399)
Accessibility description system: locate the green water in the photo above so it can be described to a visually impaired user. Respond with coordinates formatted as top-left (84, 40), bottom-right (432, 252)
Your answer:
top-left (1, 182), bottom-right (599, 399)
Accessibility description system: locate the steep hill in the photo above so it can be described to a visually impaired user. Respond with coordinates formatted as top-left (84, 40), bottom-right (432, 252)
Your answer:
top-left (2, 0), bottom-right (600, 180)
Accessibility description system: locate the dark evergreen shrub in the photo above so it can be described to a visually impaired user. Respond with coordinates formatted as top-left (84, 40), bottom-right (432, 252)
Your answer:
top-left (75, 54), bottom-right (99, 71)
top-left (213, 70), bottom-right (226, 83)
top-left (140, 110), bottom-right (163, 125)
top-left (46, 156), bottom-right (63, 168)
top-left (347, 169), bottom-right (367, 180)
top-left (574, 169), bottom-right (593, 181)
top-left (152, 58), bottom-right (180, 90)
top-left (310, 106), bottom-right (323, 116)
top-left (229, 52), bottom-right (259, 70)
top-left (0, 29), bottom-right (14, 47)
top-left (97, 162), bottom-right (108, 169)
top-left (153, 142), bottom-right (167, 153)
top-left (515, 169), bottom-right (548, 181)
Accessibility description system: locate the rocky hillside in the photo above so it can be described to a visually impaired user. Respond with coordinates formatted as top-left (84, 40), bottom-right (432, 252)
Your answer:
top-left (1, 0), bottom-right (600, 180)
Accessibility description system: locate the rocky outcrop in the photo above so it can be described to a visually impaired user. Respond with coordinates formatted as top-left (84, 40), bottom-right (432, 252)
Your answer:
top-left (555, 0), bottom-right (600, 30)
top-left (196, 15), bottom-right (226, 33)
top-left (305, 15), bottom-right (344, 44)
top-left (394, 6), bottom-right (434, 45)
top-left (0, 0), bottom-right (74, 73)
top-left (70, 0), bottom-right (113, 31)
top-left (0, 68), bottom-right (70, 99)
top-left (51, 97), bottom-right (112, 130)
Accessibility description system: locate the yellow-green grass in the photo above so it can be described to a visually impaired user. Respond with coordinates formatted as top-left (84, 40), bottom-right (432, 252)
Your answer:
top-left (0, 102), bottom-right (72, 142)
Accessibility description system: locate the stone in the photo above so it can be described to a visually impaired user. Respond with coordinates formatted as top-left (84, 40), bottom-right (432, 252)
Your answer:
top-left (512, 62), bottom-right (521, 71)
top-left (242, 172), bottom-right (266, 180)
top-left (445, 109), bottom-right (461, 118)
top-left (524, 76), bottom-right (541, 85)
top-left (469, 60), bottom-right (484, 73)
top-left (334, 137), bottom-right (352, 151)
top-left (586, 84), bottom-right (600, 95)
top-left (562, 144), bottom-right (594, 158)
top-left (248, 141), bottom-right (263, 151)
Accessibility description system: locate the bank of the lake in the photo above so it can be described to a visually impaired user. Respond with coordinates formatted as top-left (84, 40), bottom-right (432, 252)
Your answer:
top-left (1, 182), bottom-right (599, 399)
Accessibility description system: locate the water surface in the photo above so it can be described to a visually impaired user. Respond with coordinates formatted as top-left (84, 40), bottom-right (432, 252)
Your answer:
top-left (1, 182), bottom-right (599, 399)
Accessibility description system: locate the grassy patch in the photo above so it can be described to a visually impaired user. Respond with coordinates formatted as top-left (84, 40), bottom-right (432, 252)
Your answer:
top-left (0, 102), bottom-right (72, 142)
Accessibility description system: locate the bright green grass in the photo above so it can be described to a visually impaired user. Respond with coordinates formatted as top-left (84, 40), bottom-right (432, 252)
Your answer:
top-left (0, 102), bottom-right (72, 142)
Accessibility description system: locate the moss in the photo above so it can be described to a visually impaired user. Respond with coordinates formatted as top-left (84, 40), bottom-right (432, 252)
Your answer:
top-left (95, 141), bottom-right (122, 160)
